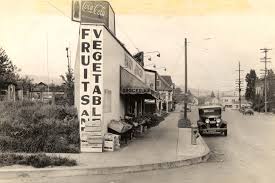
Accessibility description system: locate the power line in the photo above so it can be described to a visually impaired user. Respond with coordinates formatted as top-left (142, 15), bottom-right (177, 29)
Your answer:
top-left (235, 61), bottom-right (244, 110)
top-left (47, 0), bottom-right (71, 20)
top-left (260, 48), bottom-right (272, 113)
top-left (116, 22), bottom-right (140, 53)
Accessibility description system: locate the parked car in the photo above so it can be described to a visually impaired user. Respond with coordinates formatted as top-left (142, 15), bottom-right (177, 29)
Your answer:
top-left (244, 108), bottom-right (254, 115)
top-left (240, 107), bottom-right (246, 114)
top-left (197, 105), bottom-right (227, 136)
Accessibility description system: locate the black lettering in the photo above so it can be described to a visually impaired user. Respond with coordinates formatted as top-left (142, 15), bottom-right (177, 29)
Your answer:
top-left (93, 85), bottom-right (102, 94)
top-left (93, 63), bottom-right (102, 72)
top-left (81, 42), bottom-right (90, 53)
top-left (93, 29), bottom-right (102, 38)
top-left (93, 74), bottom-right (101, 83)
top-left (82, 28), bottom-right (90, 39)
top-left (93, 41), bottom-right (102, 50)
top-left (82, 82), bottom-right (89, 92)
top-left (93, 96), bottom-right (101, 105)
top-left (92, 118), bottom-right (101, 122)
top-left (84, 68), bottom-right (88, 79)
top-left (92, 107), bottom-right (101, 116)
top-left (81, 110), bottom-right (89, 116)
top-left (92, 52), bottom-right (102, 61)
top-left (81, 95), bottom-right (90, 105)
top-left (81, 118), bottom-right (89, 124)
top-left (81, 55), bottom-right (90, 65)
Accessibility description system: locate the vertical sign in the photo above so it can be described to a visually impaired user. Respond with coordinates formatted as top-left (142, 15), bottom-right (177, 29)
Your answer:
top-left (79, 24), bottom-right (104, 152)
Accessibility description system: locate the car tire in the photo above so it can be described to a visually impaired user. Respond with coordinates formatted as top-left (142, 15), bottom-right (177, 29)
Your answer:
top-left (224, 130), bottom-right (227, 136)
top-left (198, 129), bottom-right (203, 136)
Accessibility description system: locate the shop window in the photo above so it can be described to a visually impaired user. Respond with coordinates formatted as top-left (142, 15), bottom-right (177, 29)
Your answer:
top-left (104, 89), bottom-right (112, 113)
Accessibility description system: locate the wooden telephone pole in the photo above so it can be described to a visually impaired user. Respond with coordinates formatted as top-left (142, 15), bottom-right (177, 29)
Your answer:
top-left (184, 38), bottom-right (188, 120)
top-left (260, 48), bottom-right (272, 113)
top-left (235, 62), bottom-right (243, 110)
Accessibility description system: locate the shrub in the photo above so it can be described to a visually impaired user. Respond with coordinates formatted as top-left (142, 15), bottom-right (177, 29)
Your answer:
top-left (0, 153), bottom-right (77, 168)
top-left (143, 113), bottom-right (165, 128)
top-left (0, 100), bottom-right (80, 153)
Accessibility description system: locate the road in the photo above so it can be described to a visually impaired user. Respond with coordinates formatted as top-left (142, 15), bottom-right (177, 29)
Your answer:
top-left (3, 108), bottom-right (275, 183)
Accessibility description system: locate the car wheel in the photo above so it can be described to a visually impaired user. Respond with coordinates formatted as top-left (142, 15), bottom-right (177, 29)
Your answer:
top-left (224, 130), bottom-right (227, 136)
top-left (199, 129), bottom-right (203, 136)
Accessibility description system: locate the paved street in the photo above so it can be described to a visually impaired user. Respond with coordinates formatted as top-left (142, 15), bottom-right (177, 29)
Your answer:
top-left (3, 108), bottom-right (275, 183)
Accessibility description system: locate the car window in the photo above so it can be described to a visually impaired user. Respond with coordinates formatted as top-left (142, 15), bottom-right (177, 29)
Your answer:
top-left (200, 108), bottom-right (221, 115)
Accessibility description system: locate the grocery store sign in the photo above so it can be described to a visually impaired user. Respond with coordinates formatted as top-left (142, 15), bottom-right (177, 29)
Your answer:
top-left (124, 54), bottom-right (145, 83)
top-left (79, 24), bottom-right (104, 152)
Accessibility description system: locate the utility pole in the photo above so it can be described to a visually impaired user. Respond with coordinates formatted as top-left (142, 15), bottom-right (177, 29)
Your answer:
top-left (184, 38), bottom-right (188, 120)
top-left (235, 61), bottom-right (243, 110)
top-left (260, 48), bottom-right (272, 113)
top-left (66, 47), bottom-right (71, 73)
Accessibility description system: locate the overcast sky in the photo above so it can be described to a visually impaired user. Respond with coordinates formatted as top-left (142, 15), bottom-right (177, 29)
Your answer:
top-left (1, 0), bottom-right (275, 93)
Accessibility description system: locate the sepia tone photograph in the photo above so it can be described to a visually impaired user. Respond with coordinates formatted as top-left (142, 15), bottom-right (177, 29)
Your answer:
top-left (0, 0), bottom-right (275, 182)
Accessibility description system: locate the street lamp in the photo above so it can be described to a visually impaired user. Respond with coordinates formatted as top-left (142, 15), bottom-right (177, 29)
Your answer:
top-left (154, 66), bottom-right (167, 71)
top-left (144, 64), bottom-right (156, 67)
top-left (144, 51), bottom-right (160, 57)
top-left (144, 55), bottom-right (152, 61)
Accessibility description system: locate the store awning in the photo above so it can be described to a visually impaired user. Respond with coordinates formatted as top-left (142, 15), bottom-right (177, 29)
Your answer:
top-left (120, 67), bottom-right (159, 99)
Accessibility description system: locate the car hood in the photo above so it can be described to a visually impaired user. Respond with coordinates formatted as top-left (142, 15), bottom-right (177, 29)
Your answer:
top-left (200, 115), bottom-right (221, 119)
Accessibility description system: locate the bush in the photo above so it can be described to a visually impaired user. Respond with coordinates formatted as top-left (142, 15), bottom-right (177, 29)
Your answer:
top-left (143, 113), bottom-right (165, 128)
top-left (0, 153), bottom-right (77, 168)
top-left (0, 100), bottom-right (80, 153)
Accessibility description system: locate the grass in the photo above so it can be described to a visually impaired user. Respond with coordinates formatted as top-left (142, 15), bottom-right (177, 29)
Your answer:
top-left (0, 100), bottom-right (80, 153)
top-left (0, 153), bottom-right (77, 168)
top-left (178, 113), bottom-right (191, 128)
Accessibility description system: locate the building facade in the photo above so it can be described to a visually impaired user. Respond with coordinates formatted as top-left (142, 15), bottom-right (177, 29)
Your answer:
top-left (221, 96), bottom-right (250, 109)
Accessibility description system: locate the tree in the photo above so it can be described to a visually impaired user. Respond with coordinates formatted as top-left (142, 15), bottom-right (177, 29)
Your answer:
top-left (198, 96), bottom-right (206, 105)
top-left (60, 61), bottom-right (74, 106)
top-left (210, 91), bottom-right (215, 98)
top-left (245, 69), bottom-right (257, 102)
top-left (267, 69), bottom-right (275, 110)
top-left (174, 87), bottom-right (182, 94)
top-left (0, 48), bottom-right (19, 89)
top-left (187, 89), bottom-right (192, 96)
top-left (173, 87), bottom-right (184, 104)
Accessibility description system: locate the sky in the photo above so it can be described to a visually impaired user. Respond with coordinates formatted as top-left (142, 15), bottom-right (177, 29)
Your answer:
top-left (1, 0), bottom-right (275, 93)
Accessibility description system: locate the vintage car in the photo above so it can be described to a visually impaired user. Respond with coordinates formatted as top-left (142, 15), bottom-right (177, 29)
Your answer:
top-left (243, 107), bottom-right (254, 115)
top-left (197, 105), bottom-right (227, 136)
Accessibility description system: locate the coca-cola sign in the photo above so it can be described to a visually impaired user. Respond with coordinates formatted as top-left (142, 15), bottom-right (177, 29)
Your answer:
top-left (81, 1), bottom-right (109, 26)
top-left (71, 1), bottom-right (116, 35)
top-left (82, 1), bottom-right (106, 17)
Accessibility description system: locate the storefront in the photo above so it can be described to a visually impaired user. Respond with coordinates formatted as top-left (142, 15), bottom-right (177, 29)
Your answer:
top-left (74, 19), bottom-right (159, 152)
top-left (72, 0), bottom-right (162, 152)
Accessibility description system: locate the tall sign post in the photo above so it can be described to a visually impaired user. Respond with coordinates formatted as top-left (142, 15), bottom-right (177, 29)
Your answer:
top-left (184, 38), bottom-right (188, 120)
top-left (72, 0), bottom-right (116, 152)
top-left (79, 25), bottom-right (104, 152)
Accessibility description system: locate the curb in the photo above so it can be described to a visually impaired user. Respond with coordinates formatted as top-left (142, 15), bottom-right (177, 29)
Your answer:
top-left (0, 137), bottom-right (210, 180)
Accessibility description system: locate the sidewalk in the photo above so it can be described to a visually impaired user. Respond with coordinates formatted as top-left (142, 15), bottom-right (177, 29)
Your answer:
top-left (0, 109), bottom-right (210, 178)
top-left (57, 111), bottom-right (208, 168)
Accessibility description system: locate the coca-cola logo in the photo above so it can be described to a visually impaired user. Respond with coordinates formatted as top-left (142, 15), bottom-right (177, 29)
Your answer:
top-left (82, 1), bottom-right (106, 17)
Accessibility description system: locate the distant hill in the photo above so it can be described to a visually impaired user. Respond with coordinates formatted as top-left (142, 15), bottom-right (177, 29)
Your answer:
top-left (176, 85), bottom-right (236, 97)
top-left (25, 75), bottom-right (63, 85)
top-left (177, 85), bottom-right (212, 97)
